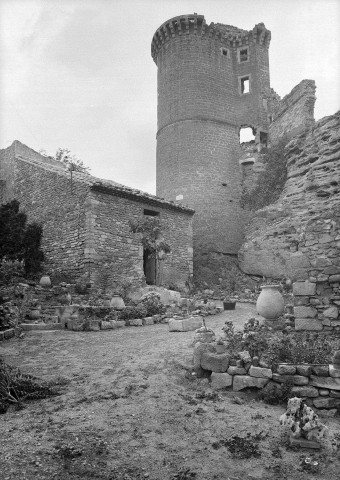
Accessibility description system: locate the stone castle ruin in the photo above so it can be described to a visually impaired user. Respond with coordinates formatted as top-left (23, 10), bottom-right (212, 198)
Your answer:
top-left (0, 13), bottom-right (339, 331)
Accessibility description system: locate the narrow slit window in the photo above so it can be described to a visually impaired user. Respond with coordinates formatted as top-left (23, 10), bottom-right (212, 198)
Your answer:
top-left (144, 209), bottom-right (159, 217)
top-left (241, 77), bottom-right (250, 94)
top-left (220, 47), bottom-right (230, 58)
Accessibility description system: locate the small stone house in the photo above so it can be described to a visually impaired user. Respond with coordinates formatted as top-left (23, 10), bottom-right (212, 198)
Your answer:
top-left (0, 141), bottom-right (194, 290)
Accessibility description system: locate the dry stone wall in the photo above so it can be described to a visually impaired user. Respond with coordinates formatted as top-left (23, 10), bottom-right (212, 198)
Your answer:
top-left (239, 111), bottom-right (340, 331)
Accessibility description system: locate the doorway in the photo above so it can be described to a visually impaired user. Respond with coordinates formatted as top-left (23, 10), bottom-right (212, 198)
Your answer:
top-left (143, 248), bottom-right (157, 285)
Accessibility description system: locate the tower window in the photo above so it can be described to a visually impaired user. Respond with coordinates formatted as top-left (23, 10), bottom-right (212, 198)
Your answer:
top-left (220, 47), bottom-right (230, 58)
top-left (144, 209), bottom-right (159, 216)
top-left (239, 76), bottom-right (250, 94)
top-left (238, 47), bottom-right (249, 63)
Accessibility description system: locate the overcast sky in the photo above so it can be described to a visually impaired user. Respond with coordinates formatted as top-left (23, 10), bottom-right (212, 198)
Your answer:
top-left (1, 0), bottom-right (339, 194)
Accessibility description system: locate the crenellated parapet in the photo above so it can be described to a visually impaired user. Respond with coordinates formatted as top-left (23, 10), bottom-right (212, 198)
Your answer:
top-left (151, 14), bottom-right (271, 64)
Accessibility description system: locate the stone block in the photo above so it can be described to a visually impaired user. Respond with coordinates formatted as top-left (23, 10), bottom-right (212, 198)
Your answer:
top-left (293, 296), bottom-right (309, 306)
top-left (100, 320), bottom-right (113, 330)
top-left (291, 386), bottom-right (319, 397)
top-left (115, 320), bottom-right (126, 328)
top-left (272, 374), bottom-right (309, 386)
top-left (142, 317), bottom-right (154, 325)
top-left (201, 352), bottom-right (230, 373)
top-left (296, 365), bottom-right (312, 376)
top-left (89, 320), bottom-right (100, 331)
top-left (109, 320), bottom-right (119, 329)
top-left (293, 281), bottom-right (316, 296)
top-left (295, 318), bottom-right (323, 331)
top-left (294, 306), bottom-right (317, 318)
top-left (4, 328), bottom-right (15, 338)
top-left (329, 365), bottom-right (340, 378)
top-left (289, 436), bottom-right (320, 449)
top-left (232, 375), bottom-right (269, 391)
top-left (311, 365), bottom-right (329, 376)
top-left (317, 274), bottom-right (329, 282)
top-left (277, 364), bottom-right (296, 375)
top-left (193, 342), bottom-right (215, 369)
top-left (249, 365), bottom-right (272, 379)
top-left (319, 389), bottom-right (330, 396)
top-left (329, 274), bottom-right (340, 283)
top-left (313, 397), bottom-right (340, 409)
top-left (227, 366), bottom-right (247, 376)
top-left (211, 373), bottom-right (233, 389)
top-left (323, 306), bottom-right (338, 319)
top-left (309, 375), bottom-right (340, 391)
top-left (21, 323), bottom-right (62, 331)
top-left (168, 319), bottom-right (184, 332)
top-left (182, 316), bottom-right (203, 331)
top-left (129, 319), bottom-right (143, 326)
top-left (330, 390), bottom-right (340, 398)
top-left (323, 266), bottom-right (340, 275)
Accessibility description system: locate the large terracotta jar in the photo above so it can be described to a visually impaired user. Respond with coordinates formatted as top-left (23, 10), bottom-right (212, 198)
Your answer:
top-left (110, 294), bottom-right (125, 310)
top-left (256, 285), bottom-right (284, 320)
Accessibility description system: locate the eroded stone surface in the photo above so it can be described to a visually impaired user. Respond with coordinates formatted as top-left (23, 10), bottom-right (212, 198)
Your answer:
top-left (277, 364), bottom-right (296, 375)
top-left (272, 374), bottom-right (309, 386)
top-left (201, 352), bottom-right (230, 373)
top-left (295, 318), bottom-right (323, 331)
top-left (232, 375), bottom-right (269, 391)
top-left (291, 386), bottom-right (319, 397)
top-left (249, 365), bottom-right (272, 379)
top-left (329, 365), bottom-right (340, 378)
top-left (313, 397), bottom-right (340, 409)
top-left (227, 366), bottom-right (247, 376)
top-left (309, 375), bottom-right (340, 391)
top-left (211, 373), bottom-right (233, 389)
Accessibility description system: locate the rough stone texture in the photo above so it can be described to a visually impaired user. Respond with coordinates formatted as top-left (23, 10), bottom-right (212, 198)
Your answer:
top-left (233, 375), bottom-right (269, 391)
top-left (129, 319), bottom-right (143, 327)
top-left (0, 141), bottom-right (194, 290)
top-left (311, 365), bottom-right (329, 377)
top-left (293, 306), bottom-right (317, 318)
top-left (309, 375), bottom-right (340, 391)
top-left (277, 364), bottom-right (296, 375)
top-left (193, 342), bottom-right (215, 369)
top-left (296, 365), bottom-right (312, 376)
top-left (248, 365), bottom-right (272, 379)
top-left (211, 373), bottom-right (233, 389)
top-left (272, 374), bottom-right (309, 386)
top-left (153, 15), bottom-right (271, 255)
top-left (313, 397), bottom-right (340, 409)
top-left (142, 317), bottom-right (154, 326)
top-left (200, 352), bottom-right (230, 373)
top-left (292, 282), bottom-right (317, 297)
top-left (227, 366), bottom-right (247, 376)
top-left (330, 390), bottom-right (340, 398)
top-left (295, 318), bottom-right (323, 331)
top-left (291, 386), bottom-right (319, 398)
top-left (323, 306), bottom-right (338, 319)
top-left (239, 112), bottom-right (340, 330)
top-left (169, 317), bottom-right (203, 332)
top-left (329, 365), bottom-right (340, 378)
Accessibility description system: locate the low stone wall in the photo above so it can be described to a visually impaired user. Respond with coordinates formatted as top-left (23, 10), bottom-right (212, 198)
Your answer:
top-left (194, 342), bottom-right (340, 412)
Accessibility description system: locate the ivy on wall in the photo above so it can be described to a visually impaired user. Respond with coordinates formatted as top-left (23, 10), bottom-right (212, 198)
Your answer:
top-left (241, 138), bottom-right (289, 211)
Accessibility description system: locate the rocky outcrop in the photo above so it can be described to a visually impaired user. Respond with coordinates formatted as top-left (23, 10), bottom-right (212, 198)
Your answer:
top-left (239, 111), bottom-right (340, 329)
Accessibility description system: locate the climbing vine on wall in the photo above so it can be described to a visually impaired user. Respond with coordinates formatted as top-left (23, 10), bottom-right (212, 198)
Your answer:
top-left (129, 217), bottom-right (171, 255)
top-left (0, 200), bottom-right (44, 278)
top-left (241, 138), bottom-right (289, 211)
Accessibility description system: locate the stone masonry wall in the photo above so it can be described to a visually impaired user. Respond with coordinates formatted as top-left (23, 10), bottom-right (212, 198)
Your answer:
top-left (239, 111), bottom-right (340, 332)
top-left (269, 80), bottom-right (316, 145)
top-left (85, 188), bottom-right (193, 290)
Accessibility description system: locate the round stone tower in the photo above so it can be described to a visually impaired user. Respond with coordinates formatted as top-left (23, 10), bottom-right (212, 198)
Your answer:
top-left (152, 14), bottom-right (271, 254)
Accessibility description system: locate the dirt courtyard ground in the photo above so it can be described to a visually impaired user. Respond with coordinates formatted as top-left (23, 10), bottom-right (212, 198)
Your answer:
top-left (1, 303), bottom-right (339, 479)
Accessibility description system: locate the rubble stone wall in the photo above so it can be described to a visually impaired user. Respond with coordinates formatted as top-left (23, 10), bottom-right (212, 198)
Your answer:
top-left (239, 111), bottom-right (340, 331)
top-left (269, 79), bottom-right (316, 145)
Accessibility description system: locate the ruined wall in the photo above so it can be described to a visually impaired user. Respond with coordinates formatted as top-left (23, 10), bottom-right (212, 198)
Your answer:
top-left (239, 111), bottom-right (340, 331)
top-left (85, 188), bottom-right (193, 290)
top-left (153, 14), bottom-right (271, 254)
top-left (269, 80), bottom-right (316, 145)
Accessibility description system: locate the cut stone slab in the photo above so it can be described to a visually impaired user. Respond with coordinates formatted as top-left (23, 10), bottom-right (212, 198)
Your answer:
top-left (142, 317), bottom-right (154, 325)
top-left (168, 317), bottom-right (203, 332)
top-left (313, 397), bottom-right (340, 409)
top-left (272, 374), bottom-right (309, 386)
top-left (227, 366), bottom-right (247, 376)
top-left (129, 319), bottom-right (143, 326)
top-left (3, 328), bottom-right (15, 338)
top-left (323, 306), bottom-right (338, 319)
top-left (193, 342), bottom-right (215, 369)
top-left (249, 365), bottom-right (272, 379)
top-left (277, 364), bottom-right (296, 375)
top-left (311, 365), bottom-right (329, 376)
top-left (329, 365), bottom-right (340, 378)
top-left (330, 390), bottom-right (340, 398)
top-left (310, 375), bottom-right (340, 391)
top-left (295, 318), bottom-right (323, 331)
top-left (232, 375), bottom-right (269, 391)
top-left (211, 372), bottom-right (233, 389)
top-left (293, 281), bottom-right (316, 296)
top-left (100, 320), bottom-right (113, 330)
top-left (293, 306), bottom-right (317, 318)
top-left (201, 352), bottom-right (230, 373)
top-left (296, 365), bottom-right (312, 376)
top-left (289, 435), bottom-right (320, 449)
top-left (291, 386), bottom-right (319, 397)
top-left (319, 389), bottom-right (330, 396)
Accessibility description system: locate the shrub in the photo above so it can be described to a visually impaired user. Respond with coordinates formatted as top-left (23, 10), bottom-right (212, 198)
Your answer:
top-left (139, 292), bottom-right (165, 316)
top-left (0, 259), bottom-right (25, 284)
